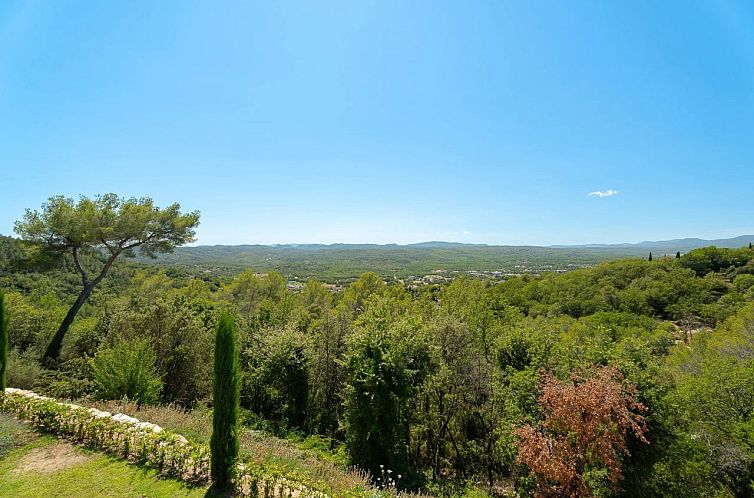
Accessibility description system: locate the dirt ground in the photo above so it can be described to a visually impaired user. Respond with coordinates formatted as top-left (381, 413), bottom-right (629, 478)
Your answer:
top-left (12, 442), bottom-right (92, 474)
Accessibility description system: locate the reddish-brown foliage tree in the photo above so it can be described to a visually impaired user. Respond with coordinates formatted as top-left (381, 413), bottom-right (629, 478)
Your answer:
top-left (515, 366), bottom-right (648, 497)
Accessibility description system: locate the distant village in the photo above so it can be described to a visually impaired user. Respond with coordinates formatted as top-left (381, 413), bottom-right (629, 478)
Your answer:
top-left (280, 262), bottom-right (596, 291)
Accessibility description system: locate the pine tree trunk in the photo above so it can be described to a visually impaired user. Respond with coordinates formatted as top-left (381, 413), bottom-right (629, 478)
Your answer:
top-left (43, 283), bottom-right (94, 363)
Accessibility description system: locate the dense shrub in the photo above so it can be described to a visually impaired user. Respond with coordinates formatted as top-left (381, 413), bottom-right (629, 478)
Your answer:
top-left (5, 349), bottom-right (44, 389)
top-left (90, 339), bottom-right (163, 405)
top-left (307, 308), bottom-right (350, 436)
top-left (680, 247), bottom-right (754, 277)
top-left (60, 316), bottom-right (102, 361)
top-left (40, 358), bottom-right (96, 400)
top-left (344, 297), bottom-right (432, 481)
top-left (2, 291), bottom-right (65, 354)
top-left (103, 297), bottom-right (214, 406)
top-left (243, 324), bottom-right (310, 429)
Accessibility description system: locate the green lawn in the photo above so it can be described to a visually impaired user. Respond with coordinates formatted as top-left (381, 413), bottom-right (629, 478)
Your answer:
top-left (0, 414), bottom-right (216, 498)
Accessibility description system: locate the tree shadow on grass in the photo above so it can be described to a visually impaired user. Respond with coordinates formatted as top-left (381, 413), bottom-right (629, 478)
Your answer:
top-left (204, 482), bottom-right (234, 497)
top-left (121, 461), bottom-right (212, 496)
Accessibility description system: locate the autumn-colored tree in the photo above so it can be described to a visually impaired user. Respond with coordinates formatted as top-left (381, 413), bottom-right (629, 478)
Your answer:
top-left (515, 366), bottom-right (648, 497)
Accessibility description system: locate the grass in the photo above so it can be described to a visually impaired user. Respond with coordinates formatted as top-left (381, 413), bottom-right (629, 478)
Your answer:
top-left (81, 401), bottom-right (492, 497)
top-left (0, 412), bottom-right (36, 458)
top-left (0, 413), bottom-right (216, 498)
top-left (0, 406), bottom-right (492, 497)
top-left (90, 400), bottom-right (373, 496)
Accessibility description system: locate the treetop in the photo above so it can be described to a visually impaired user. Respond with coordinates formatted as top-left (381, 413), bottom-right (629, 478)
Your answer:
top-left (14, 194), bottom-right (200, 259)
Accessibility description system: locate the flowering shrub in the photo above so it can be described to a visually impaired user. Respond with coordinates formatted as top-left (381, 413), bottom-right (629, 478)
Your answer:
top-left (1, 388), bottom-right (329, 497)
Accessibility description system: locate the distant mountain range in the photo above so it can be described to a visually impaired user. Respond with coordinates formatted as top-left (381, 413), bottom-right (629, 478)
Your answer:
top-left (192, 235), bottom-right (753, 252)
top-left (551, 235), bottom-right (754, 251)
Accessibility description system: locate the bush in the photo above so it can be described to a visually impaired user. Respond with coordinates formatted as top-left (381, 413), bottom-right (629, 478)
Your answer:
top-left (90, 339), bottom-right (163, 405)
top-left (243, 324), bottom-right (310, 430)
top-left (733, 273), bottom-right (754, 293)
top-left (103, 297), bottom-right (214, 406)
top-left (27, 357), bottom-right (96, 401)
top-left (6, 349), bottom-right (44, 390)
top-left (2, 291), bottom-right (66, 355)
top-left (60, 316), bottom-right (102, 361)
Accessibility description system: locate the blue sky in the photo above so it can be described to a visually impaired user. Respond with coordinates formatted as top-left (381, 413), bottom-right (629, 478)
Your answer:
top-left (1, 1), bottom-right (753, 246)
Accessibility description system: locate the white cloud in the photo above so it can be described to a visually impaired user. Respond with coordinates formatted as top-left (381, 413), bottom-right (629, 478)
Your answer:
top-left (587, 189), bottom-right (619, 198)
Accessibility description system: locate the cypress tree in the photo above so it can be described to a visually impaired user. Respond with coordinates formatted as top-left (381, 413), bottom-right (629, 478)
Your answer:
top-left (676, 251), bottom-right (681, 259)
top-left (648, 252), bottom-right (653, 262)
top-left (750, 242), bottom-right (752, 250)
top-left (211, 312), bottom-right (240, 488)
top-left (0, 292), bottom-right (8, 393)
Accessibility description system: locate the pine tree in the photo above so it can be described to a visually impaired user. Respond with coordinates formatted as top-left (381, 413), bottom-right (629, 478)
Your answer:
top-left (648, 252), bottom-right (653, 262)
top-left (0, 292), bottom-right (8, 393)
top-left (211, 313), bottom-right (240, 488)
top-left (676, 251), bottom-right (681, 259)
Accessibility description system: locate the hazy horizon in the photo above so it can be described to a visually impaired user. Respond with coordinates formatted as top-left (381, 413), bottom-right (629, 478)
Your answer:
top-left (2, 216), bottom-right (753, 249)
top-left (166, 232), bottom-right (754, 248)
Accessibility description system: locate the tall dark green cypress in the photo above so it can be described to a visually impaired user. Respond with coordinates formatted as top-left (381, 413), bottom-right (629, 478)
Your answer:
top-left (0, 292), bottom-right (8, 393)
top-left (676, 251), bottom-right (681, 259)
top-left (648, 252), bottom-right (653, 262)
top-left (211, 312), bottom-right (240, 488)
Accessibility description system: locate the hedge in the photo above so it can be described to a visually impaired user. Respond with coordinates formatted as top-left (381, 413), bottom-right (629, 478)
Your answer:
top-left (1, 388), bottom-right (329, 497)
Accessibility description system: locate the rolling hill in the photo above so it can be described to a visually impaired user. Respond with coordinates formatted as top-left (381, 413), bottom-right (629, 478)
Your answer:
top-left (139, 235), bottom-right (754, 281)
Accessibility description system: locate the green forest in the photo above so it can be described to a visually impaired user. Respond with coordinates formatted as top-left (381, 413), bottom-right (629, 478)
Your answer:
top-left (2, 197), bottom-right (754, 496)
top-left (133, 238), bottom-right (754, 282)
top-left (134, 243), bottom-right (647, 281)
